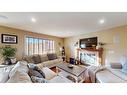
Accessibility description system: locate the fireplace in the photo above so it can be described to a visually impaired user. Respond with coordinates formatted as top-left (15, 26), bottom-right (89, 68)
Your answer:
top-left (80, 52), bottom-right (98, 66)
top-left (77, 48), bottom-right (103, 66)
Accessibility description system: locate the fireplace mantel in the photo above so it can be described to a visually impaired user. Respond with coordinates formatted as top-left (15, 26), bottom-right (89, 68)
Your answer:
top-left (77, 48), bottom-right (103, 65)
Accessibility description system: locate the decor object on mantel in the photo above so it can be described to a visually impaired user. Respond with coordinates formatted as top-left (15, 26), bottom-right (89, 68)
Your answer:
top-left (0, 45), bottom-right (17, 65)
top-left (1, 34), bottom-right (18, 44)
top-left (96, 42), bottom-right (106, 49)
top-left (74, 41), bottom-right (79, 47)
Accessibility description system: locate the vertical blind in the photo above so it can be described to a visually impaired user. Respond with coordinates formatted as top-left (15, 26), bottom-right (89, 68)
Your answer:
top-left (25, 36), bottom-right (55, 55)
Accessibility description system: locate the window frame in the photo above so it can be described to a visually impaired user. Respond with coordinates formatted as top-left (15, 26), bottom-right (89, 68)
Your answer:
top-left (25, 36), bottom-right (55, 55)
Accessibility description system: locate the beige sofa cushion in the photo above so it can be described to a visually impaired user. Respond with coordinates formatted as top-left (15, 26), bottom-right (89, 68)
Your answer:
top-left (51, 59), bottom-right (63, 64)
top-left (47, 53), bottom-right (57, 60)
top-left (7, 70), bottom-right (32, 83)
top-left (37, 58), bottom-right (63, 68)
top-left (42, 61), bottom-right (54, 67)
top-left (42, 67), bottom-right (57, 80)
top-left (37, 64), bottom-right (44, 69)
top-left (23, 56), bottom-right (34, 63)
top-left (40, 54), bottom-right (49, 62)
top-left (32, 55), bottom-right (41, 64)
top-left (96, 69), bottom-right (126, 83)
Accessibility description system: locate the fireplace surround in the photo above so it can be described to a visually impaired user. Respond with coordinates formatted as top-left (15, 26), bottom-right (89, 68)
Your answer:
top-left (77, 48), bottom-right (103, 66)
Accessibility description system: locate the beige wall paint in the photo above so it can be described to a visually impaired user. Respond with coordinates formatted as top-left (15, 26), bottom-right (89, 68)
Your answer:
top-left (64, 25), bottom-right (127, 65)
top-left (0, 26), bottom-right (64, 64)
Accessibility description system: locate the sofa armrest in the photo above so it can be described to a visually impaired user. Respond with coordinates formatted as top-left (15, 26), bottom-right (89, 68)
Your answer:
top-left (110, 62), bottom-right (122, 69)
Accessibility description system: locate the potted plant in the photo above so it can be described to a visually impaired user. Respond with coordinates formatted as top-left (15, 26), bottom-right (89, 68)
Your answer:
top-left (0, 46), bottom-right (17, 65)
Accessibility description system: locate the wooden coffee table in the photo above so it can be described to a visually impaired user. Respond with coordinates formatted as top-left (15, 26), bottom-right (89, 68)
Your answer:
top-left (56, 63), bottom-right (87, 83)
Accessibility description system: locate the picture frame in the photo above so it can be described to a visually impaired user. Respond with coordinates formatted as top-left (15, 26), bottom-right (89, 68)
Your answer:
top-left (1, 34), bottom-right (18, 44)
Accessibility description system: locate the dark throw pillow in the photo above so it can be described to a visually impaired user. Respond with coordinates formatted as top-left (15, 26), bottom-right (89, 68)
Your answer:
top-left (27, 63), bottom-right (37, 69)
top-left (27, 64), bottom-right (45, 78)
top-left (34, 66), bottom-right (45, 78)
top-left (31, 76), bottom-right (48, 83)
top-left (28, 69), bottom-right (43, 78)
top-left (47, 53), bottom-right (57, 60)
top-left (32, 55), bottom-right (41, 64)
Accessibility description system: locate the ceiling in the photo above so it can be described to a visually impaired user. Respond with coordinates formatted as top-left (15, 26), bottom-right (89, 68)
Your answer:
top-left (0, 12), bottom-right (127, 38)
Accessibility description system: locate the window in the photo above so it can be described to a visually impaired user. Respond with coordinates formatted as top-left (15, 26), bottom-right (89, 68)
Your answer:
top-left (25, 36), bottom-right (55, 55)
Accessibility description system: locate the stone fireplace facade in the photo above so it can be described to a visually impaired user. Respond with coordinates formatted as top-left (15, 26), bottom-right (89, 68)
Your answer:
top-left (77, 48), bottom-right (103, 66)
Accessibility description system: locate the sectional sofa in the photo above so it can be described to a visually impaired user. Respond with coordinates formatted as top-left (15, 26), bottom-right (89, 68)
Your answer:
top-left (0, 61), bottom-right (73, 83)
top-left (22, 53), bottom-right (63, 68)
top-left (86, 55), bottom-right (127, 83)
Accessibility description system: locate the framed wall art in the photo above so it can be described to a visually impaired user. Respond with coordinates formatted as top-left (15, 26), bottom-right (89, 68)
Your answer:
top-left (1, 34), bottom-right (18, 44)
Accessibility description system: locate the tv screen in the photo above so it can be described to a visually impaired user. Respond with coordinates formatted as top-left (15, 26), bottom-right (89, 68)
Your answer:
top-left (79, 37), bottom-right (97, 48)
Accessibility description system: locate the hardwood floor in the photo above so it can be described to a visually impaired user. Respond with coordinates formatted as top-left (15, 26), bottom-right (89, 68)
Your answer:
top-left (50, 66), bottom-right (57, 73)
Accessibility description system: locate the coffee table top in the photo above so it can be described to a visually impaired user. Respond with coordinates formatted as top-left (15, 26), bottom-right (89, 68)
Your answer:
top-left (56, 63), bottom-right (86, 77)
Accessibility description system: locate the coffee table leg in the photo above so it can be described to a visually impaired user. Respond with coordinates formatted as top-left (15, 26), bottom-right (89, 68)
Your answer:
top-left (56, 67), bottom-right (59, 75)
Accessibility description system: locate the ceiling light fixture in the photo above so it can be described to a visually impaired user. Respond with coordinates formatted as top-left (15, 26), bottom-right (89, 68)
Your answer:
top-left (99, 19), bottom-right (105, 24)
top-left (31, 17), bottom-right (36, 23)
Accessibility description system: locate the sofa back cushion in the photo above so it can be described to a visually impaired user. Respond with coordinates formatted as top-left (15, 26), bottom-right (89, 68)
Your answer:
top-left (47, 53), bottom-right (57, 60)
top-left (40, 54), bottom-right (49, 62)
top-left (32, 55), bottom-right (41, 64)
top-left (22, 56), bottom-right (34, 63)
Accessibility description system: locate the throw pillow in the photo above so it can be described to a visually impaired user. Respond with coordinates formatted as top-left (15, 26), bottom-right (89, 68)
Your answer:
top-left (27, 63), bottom-right (37, 69)
top-left (120, 55), bottom-right (127, 74)
top-left (110, 62), bottom-right (122, 69)
top-left (47, 53), bottom-right (57, 60)
top-left (121, 60), bottom-right (127, 74)
top-left (22, 56), bottom-right (34, 63)
top-left (28, 69), bottom-right (43, 78)
top-left (31, 76), bottom-right (48, 83)
top-left (120, 55), bottom-right (127, 67)
top-left (34, 66), bottom-right (45, 78)
top-left (40, 55), bottom-right (49, 62)
top-left (121, 65), bottom-right (127, 74)
top-left (27, 64), bottom-right (45, 78)
top-left (32, 55), bottom-right (41, 64)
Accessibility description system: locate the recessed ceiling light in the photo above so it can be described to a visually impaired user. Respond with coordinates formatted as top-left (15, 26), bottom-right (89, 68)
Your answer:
top-left (99, 19), bottom-right (105, 24)
top-left (31, 17), bottom-right (36, 23)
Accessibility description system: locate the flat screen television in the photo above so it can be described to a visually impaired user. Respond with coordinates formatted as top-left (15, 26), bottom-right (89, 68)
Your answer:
top-left (79, 37), bottom-right (98, 48)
